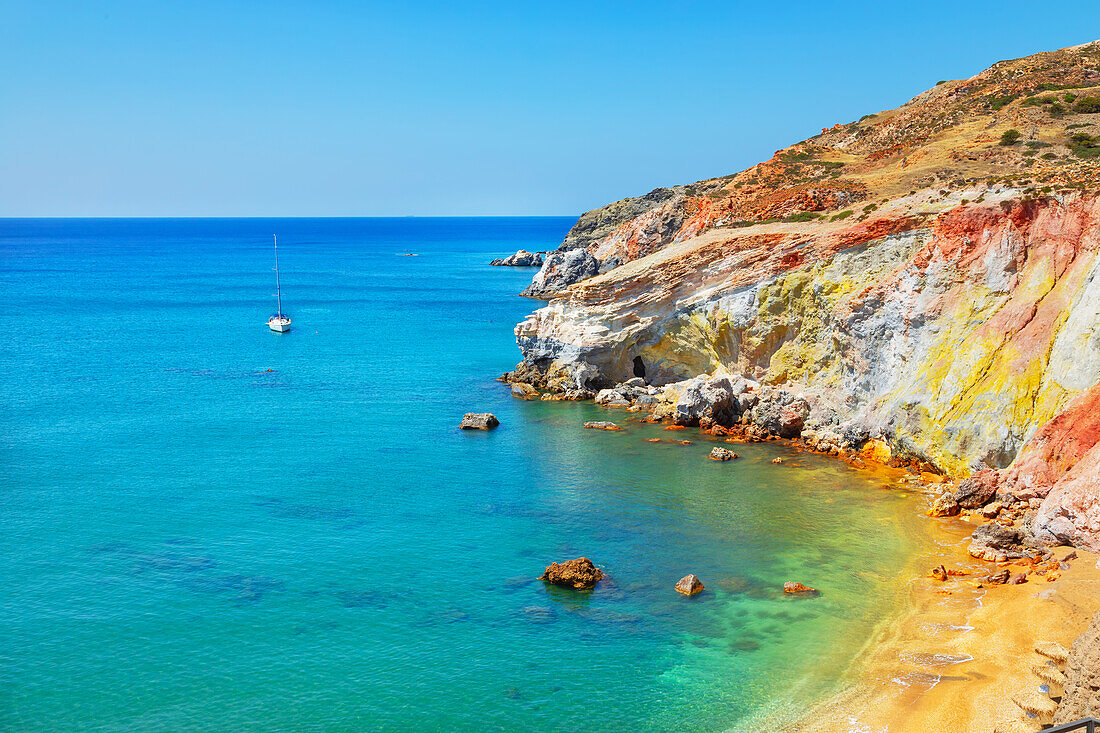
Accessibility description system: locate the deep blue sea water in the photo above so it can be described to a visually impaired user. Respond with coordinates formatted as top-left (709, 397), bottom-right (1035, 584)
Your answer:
top-left (0, 218), bottom-right (924, 732)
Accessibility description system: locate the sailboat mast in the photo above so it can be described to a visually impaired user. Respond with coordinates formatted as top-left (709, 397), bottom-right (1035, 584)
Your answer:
top-left (274, 234), bottom-right (282, 315)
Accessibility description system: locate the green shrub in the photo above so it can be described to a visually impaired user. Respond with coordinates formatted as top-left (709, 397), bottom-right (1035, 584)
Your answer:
top-left (1064, 92), bottom-right (1078, 103)
top-left (784, 211), bottom-right (822, 223)
top-left (1026, 141), bottom-right (1052, 149)
top-left (1000, 129), bottom-right (1022, 145)
top-left (830, 210), bottom-right (853, 221)
top-left (1068, 132), bottom-right (1100, 159)
top-left (1041, 152), bottom-right (1058, 159)
top-left (1050, 103), bottom-right (1066, 116)
top-left (1074, 97), bottom-right (1100, 114)
top-left (989, 94), bottom-right (1019, 110)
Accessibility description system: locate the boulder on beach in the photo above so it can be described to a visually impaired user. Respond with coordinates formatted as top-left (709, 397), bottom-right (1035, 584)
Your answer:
top-left (674, 574), bottom-right (705, 596)
top-left (953, 468), bottom-right (1000, 508)
top-left (986, 568), bottom-right (1011, 585)
top-left (928, 493), bottom-right (960, 517)
top-left (783, 581), bottom-right (817, 594)
top-left (709, 447), bottom-right (739, 461)
top-left (584, 421), bottom-right (622, 431)
top-left (968, 522), bottom-right (1029, 560)
top-left (459, 413), bottom-right (499, 430)
top-left (539, 557), bottom-right (603, 589)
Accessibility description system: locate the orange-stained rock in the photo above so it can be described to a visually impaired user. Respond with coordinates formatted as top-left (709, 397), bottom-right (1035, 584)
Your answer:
top-left (784, 581), bottom-right (818, 594)
top-left (674, 574), bottom-right (705, 595)
top-left (539, 558), bottom-right (603, 589)
top-left (772, 457), bottom-right (784, 464)
top-left (664, 425), bottom-right (687, 431)
top-left (921, 472), bottom-right (945, 484)
top-left (930, 565), bottom-right (948, 581)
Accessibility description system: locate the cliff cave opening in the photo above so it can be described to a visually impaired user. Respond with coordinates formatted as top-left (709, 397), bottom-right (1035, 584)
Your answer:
top-left (632, 356), bottom-right (646, 379)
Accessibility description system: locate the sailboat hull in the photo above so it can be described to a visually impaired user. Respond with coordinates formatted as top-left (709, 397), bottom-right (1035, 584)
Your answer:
top-left (268, 318), bottom-right (291, 333)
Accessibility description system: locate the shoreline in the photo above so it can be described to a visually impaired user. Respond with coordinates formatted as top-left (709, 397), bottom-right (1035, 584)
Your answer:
top-left (534, 390), bottom-right (1098, 731)
top-left (502, 369), bottom-right (1099, 729)
top-left (783, 504), bottom-right (1100, 732)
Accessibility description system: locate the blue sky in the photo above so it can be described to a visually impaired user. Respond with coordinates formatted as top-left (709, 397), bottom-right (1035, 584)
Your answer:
top-left (2, 1), bottom-right (1097, 216)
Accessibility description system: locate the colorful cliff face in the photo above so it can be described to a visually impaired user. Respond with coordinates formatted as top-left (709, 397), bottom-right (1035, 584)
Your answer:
top-left (513, 42), bottom-right (1100, 544)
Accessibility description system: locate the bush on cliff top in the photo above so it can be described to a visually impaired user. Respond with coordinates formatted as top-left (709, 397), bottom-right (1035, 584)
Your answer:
top-left (1000, 129), bottom-right (1022, 146)
top-left (1074, 96), bottom-right (1100, 114)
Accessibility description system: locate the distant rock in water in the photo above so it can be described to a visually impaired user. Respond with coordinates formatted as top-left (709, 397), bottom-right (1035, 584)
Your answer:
top-left (674, 574), bottom-right (705, 595)
top-left (709, 447), bottom-right (738, 461)
top-left (522, 248), bottom-right (600, 299)
top-left (583, 421), bottom-right (621, 431)
top-left (539, 557), bottom-right (603, 589)
top-left (490, 249), bottom-right (543, 267)
top-left (459, 413), bottom-right (499, 430)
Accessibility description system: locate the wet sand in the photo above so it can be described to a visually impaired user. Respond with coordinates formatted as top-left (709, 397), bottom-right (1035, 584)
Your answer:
top-left (788, 509), bottom-right (1100, 733)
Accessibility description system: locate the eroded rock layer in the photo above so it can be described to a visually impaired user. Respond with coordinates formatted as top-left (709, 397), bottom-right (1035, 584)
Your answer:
top-left (511, 42), bottom-right (1100, 547)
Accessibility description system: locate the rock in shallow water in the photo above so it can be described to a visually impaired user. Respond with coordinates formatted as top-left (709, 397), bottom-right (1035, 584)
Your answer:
top-left (783, 581), bottom-right (818, 594)
top-left (584, 421), bottom-right (622, 431)
top-left (709, 447), bottom-right (739, 461)
top-left (539, 558), bottom-right (603, 589)
top-left (674, 574), bottom-right (705, 595)
top-left (459, 413), bottom-right (499, 430)
top-left (510, 383), bottom-right (539, 400)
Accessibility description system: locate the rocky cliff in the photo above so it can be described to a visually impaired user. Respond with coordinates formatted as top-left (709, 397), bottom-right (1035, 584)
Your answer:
top-left (511, 41), bottom-right (1100, 547)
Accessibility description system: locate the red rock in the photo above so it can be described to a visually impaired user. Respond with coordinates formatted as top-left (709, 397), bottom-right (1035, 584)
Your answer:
top-left (784, 581), bottom-right (817, 594)
top-left (539, 558), bottom-right (603, 589)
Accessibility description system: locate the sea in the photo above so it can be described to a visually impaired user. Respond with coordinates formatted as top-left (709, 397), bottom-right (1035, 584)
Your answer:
top-left (0, 218), bottom-right (924, 731)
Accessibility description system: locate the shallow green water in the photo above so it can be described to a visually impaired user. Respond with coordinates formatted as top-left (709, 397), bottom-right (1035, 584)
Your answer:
top-left (0, 218), bottom-right (922, 731)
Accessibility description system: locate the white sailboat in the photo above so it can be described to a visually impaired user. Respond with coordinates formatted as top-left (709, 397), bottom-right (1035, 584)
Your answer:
top-left (267, 234), bottom-right (292, 332)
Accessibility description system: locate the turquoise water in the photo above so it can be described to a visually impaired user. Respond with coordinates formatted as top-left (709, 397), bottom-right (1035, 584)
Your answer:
top-left (1, 218), bottom-right (922, 732)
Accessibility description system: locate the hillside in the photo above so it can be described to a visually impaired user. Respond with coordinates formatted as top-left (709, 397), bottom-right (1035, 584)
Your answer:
top-left (524, 41), bottom-right (1100, 297)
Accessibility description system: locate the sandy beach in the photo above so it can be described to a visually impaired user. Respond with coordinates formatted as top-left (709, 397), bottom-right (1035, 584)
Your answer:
top-left (791, 507), bottom-right (1100, 733)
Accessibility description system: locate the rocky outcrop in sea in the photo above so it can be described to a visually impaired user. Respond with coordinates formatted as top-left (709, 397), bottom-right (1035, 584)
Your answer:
top-left (490, 249), bottom-right (544, 267)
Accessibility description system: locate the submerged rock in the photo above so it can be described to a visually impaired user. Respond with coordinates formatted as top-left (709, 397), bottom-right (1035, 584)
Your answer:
top-left (539, 557), bottom-right (603, 589)
top-left (674, 574), bottom-right (705, 595)
top-left (459, 413), bottom-right (500, 430)
top-left (490, 249), bottom-right (543, 267)
top-left (584, 421), bottom-right (622, 431)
